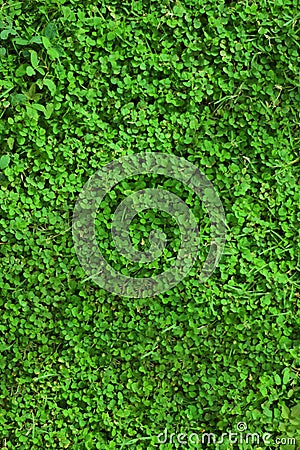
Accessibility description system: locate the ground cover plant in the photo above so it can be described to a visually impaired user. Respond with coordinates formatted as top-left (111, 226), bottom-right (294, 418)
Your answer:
top-left (0, 0), bottom-right (300, 448)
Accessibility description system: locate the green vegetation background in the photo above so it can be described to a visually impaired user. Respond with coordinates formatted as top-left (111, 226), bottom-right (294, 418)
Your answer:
top-left (0, 0), bottom-right (300, 448)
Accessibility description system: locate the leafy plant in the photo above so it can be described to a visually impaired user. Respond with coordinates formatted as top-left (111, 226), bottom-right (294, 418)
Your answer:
top-left (0, 0), bottom-right (300, 448)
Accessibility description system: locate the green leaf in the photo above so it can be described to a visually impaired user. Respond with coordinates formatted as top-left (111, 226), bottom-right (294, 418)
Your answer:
top-left (26, 66), bottom-right (35, 76)
top-left (107, 31), bottom-right (115, 41)
top-left (15, 64), bottom-right (27, 77)
top-left (26, 83), bottom-right (36, 100)
top-left (0, 155), bottom-right (10, 169)
top-left (274, 374), bottom-right (281, 385)
top-left (14, 38), bottom-right (29, 45)
top-left (10, 93), bottom-right (27, 105)
top-left (173, 4), bottom-right (185, 16)
top-left (194, 19), bottom-right (202, 29)
top-left (30, 36), bottom-right (43, 44)
top-left (283, 368), bottom-right (291, 385)
top-left (30, 50), bottom-right (39, 68)
top-left (279, 444), bottom-right (296, 450)
top-left (291, 403), bottom-right (300, 419)
top-left (26, 105), bottom-right (39, 120)
top-left (281, 404), bottom-right (290, 420)
top-left (7, 138), bottom-right (14, 151)
top-left (41, 36), bottom-right (51, 49)
top-left (47, 47), bottom-right (60, 59)
top-left (45, 102), bottom-right (54, 119)
top-left (44, 22), bottom-right (57, 40)
top-left (31, 103), bottom-right (46, 113)
top-left (43, 79), bottom-right (57, 95)
top-left (0, 29), bottom-right (12, 40)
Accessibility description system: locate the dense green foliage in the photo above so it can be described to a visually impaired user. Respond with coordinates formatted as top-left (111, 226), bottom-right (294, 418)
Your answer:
top-left (0, 0), bottom-right (300, 448)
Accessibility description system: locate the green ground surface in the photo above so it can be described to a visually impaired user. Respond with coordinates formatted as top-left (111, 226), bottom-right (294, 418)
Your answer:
top-left (0, 0), bottom-right (300, 448)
